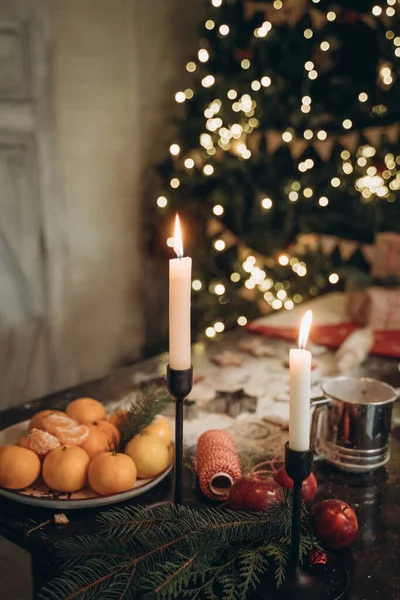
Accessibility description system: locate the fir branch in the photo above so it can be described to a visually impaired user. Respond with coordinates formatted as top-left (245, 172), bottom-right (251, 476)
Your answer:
top-left (118, 386), bottom-right (173, 450)
top-left (40, 502), bottom-right (320, 600)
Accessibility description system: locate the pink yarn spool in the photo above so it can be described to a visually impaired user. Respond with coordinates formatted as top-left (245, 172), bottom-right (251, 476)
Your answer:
top-left (196, 430), bottom-right (241, 501)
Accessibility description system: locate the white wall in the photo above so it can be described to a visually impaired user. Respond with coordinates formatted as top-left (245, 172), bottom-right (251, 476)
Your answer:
top-left (49, 0), bottom-right (202, 384)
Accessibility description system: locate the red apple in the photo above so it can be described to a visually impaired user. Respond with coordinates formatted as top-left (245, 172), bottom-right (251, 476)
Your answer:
top-left (228, 474), bottom-right (283, 512)
top-left (311, 499), bottom-right (358, 549)
top-left (274, 467), bottom-right (317, 503)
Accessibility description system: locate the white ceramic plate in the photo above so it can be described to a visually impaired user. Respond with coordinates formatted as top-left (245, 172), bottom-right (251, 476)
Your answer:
top-left (0, 420), bottom-right (173, 509)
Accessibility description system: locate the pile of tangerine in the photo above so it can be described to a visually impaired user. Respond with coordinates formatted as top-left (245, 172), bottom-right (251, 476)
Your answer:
top-left (0, 398), bottom-right (173, 497)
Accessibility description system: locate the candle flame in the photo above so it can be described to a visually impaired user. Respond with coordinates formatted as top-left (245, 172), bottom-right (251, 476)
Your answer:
top-left (173, 214), bottom-right (184, 258)
top-left (298, 310), bottom-right (312, 350)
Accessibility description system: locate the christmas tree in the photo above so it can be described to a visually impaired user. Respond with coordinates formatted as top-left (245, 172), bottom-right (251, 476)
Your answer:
top-left (157, 0), bottom-right (400, 339)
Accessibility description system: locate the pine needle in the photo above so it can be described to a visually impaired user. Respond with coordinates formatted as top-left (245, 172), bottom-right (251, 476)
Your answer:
top-left (117, 386), bottom-right (173, 450)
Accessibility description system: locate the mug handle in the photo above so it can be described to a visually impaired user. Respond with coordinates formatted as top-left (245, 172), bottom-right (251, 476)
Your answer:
top-left (310, 396), bottom-right (331, 458)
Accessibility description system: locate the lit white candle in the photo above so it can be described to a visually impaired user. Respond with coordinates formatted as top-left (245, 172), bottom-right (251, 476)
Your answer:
top-left (289, 310), bottom-right (312, 451)
top-left (169, 215), bottom-right (192, 370)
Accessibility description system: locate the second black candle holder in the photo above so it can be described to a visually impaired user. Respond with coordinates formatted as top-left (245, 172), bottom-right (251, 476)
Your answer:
top-left (254, 442), bottom-right (349, 600)
top-left (167, 365), bottom-right (193, 505)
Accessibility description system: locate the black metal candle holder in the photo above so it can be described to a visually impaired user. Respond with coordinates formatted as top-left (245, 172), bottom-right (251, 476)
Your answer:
top-left (167, 365), bottom-right (193, 505)
top-left (254, 443), bottom-right (349, 599)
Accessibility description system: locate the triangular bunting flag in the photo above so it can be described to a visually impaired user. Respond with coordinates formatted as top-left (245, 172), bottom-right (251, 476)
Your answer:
top-left (364, 127), bottom-right (382, 148)
top-left (361, 244), bottom-right (375, 264)
top-left (339, 132), bottom-right (360, 152)
top-left (320, 235), bottom-right (338, 256)
top-left (309, 8), bottom-right (326, 30)
top-left (266, 130), bottom-right (284, 155)
top-left (386, 123), bottom-right (399, 144)
top-left (338, 239), bottom-right (359, 262)
top-left (289, 139), bottom-right (308, 159)
top-left (314, 139), bottom-right (335, 162)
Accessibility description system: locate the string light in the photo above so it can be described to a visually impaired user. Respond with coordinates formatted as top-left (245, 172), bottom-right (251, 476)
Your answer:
top-left (318, 196), bottom-right (329, 206)
top-left (213, 204), bottom-right (224, 215)
top-left (175, 91), bottom-right (185, 103)
top-left (327, 11), bottom-right (336, 21)
top-left (304, 129), bottom-right (313, 140)
top-left (214, 322), bottom-right (225, 333)
top-left (386, 30), bottom-right (394, 40)
top-left (317, 130), bottom-right (327, 140)
top-left (214, 239), bottom-right (225, 251)
top-left (203, 164), bottom-right (214, 176)
top-left (342, 119), bottom-right (352, 129)
top-left (261, 76), bottom-right (272, 87)
top-left (285, 300), bottom-right (294, 310)
top-left (202, 75), bottom-right (215, 88)
top-left (372, 5), bottom-right (382, 15)
top-left (184, 158), bottom-right (195, 169)
top-left (166, 237), bottom-right (174, 247)
top-left (308, 70), bottom-right (318, 80)
top-left (304, 29), bottom-right (313, 39)
top-left (157, 196), bottom-right (167, 208)
top-left (343, 162), bottom-right (353, 174)
top-left (192, 280), bottom-right (202, 291)
top-left (205, 20), bottom-right (215, 30)
top-left (227, 89), bottom-right (237, 100)
top-left (386, 7), bottom-right (395, 16)
top-left (170, 144), bottom-right (180, 155)
top-left (231, 272), bottom-right (240, 282)
top-left (289, 191), bottom-right (298, 201)
top-left (261, 197), bottom-right (273, 209)
top-left (341, 150), bottom-right (350, 160)
top-left (302, 96), bottom-right (311, 105)
top-left (273, 0), bottom-right (283, 8)
top-left (219, 24), bottom-right (229, 35)
top-left (320, 41), bottom-right (330, 51)
top-left (241, 59), bottom-right (250, 69)
top-left (170, 178), bottom-right (180, 188)
top-left (215, 284), bottom-right (225, 295)
top-left (304, 187), bottom-right (313, 198)
top-left (272, 299), bottom-right (283, 310)
top-left (331, 177), bottom-right (341, 187)
top-left (305, 61), bottom-right (314, 71)
top-left (186, 62), bottom-right (196, 72)
top-left (282, 131), bottom-right (293, 142)
top-left (329, 273), bottom-right (339, 284)
top-left (237, 316), bottom-right (247, 326)
top-left (198, 49), bottom-right (209, 62)
top-left (205, 327), bottom-right (216, 338)
top-left (211, 0), bottom-right (222, 6)
top-left (251, 80), bottom-right (261, 91)
top-left (358, 92), bottom-right (368, 102)
top-left (278, 255), bottom-right (289, 266)
top-left (305, 159), bottom-right (314, 169)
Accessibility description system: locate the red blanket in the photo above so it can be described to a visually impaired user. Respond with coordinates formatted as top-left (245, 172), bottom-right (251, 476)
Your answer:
top-left (246, 322), bottom-right (400, 358)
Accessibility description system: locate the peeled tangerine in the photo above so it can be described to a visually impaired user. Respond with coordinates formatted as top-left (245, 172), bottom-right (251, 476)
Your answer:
top-left (125, 432), bottom-right (170, 479)
top-left (144, 417), bottom-right (172, 448)
top-left (80, 421), bottom-right (120, 459)
top-left (0, 445), bottom-right (41, 490)
top-left (88, 452), bottom-right (137, 496)
top-left (28, 428), bottom-right (60, 455)
top-left (29, 409), bottom-right (66, 431)
top-left (66, 398), bottom-right (107, 424)
top-left (42, 446), bottom-right (90, 493)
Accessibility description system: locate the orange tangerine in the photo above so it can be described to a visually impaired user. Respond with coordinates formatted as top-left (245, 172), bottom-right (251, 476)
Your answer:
top-left (66, 398), bottom-right (107, 424)
top-left (29, 410), bottom-right (66, 431)
top-left (125, 432), bottom-right (170, 479)
top-left (28, 428), bottom-right (61, 455)
top-left (17, 435), bottom-right (31, 450)
top-left (108, 409), bottom-right (129, 429)
top-left (88, 452), bottom-right (137, 496)
top-left (144, 417), bottom-right (172, 447)
top-left (42, 446), bottom-right (90, 493)
top-left (80, 421), bottom-right (120, 459)
top-left (57, 425), bottom-right (89, 446)
top-left (43, 414), bottom-right (78, 438)
top-left (0, 445), bottom-right (41, 490)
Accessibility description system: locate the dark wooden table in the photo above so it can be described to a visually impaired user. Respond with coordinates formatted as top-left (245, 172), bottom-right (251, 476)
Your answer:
top-left (0, 332), bottom-right (399, 599)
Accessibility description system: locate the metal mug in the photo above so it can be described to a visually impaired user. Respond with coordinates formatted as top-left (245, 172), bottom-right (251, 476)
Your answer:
top-left (311, 376), bottom-right (398, 472)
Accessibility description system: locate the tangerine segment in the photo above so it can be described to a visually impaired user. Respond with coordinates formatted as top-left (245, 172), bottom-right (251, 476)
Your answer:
top-left (43, 414), bottom-right (78, 437)
top-left (29, 410), bottom-right (66, 431)
top-left (57, 425), bottom-right (89, 446)
top-left (28, 428), bottom-right (61, 455)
